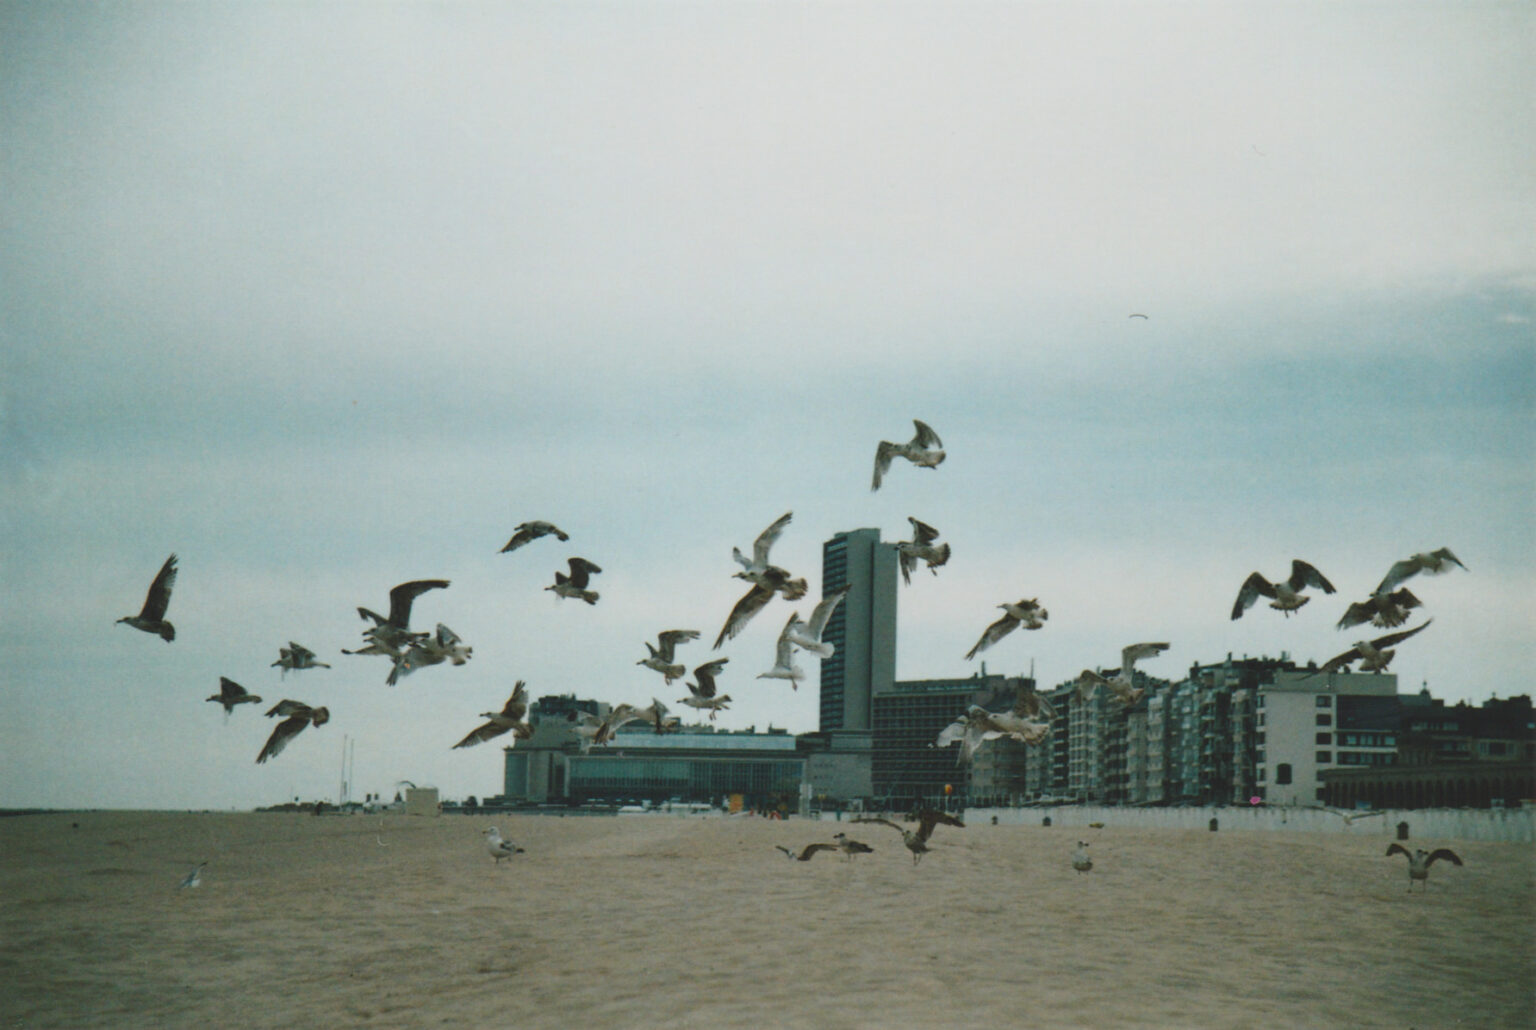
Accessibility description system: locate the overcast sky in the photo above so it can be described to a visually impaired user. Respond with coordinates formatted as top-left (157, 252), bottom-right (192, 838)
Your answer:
top-left (2, 2), bottom-right (1531, 811)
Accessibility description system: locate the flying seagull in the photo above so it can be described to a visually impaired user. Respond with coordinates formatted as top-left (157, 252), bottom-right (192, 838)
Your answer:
top-left (345, 579), bottom-right (449, 655)
top-left (638, 629), bottom-right (701, 684)
top-left (117, 553), bottom-right (178, 642)
top-left (1072, 841), bottom-right (1093, 874)
top-left (601, 698), bottom-right (677, 739)
top-left (1375, 548), bottom-right (1467, 595)
top-left (546, 558), bottom-right (602, 605)
top-left (896, 517), bottom-right (951, 585)
top-left (853, 810), bottom-right (964, 864)
top-left (731, 511), bottom-right (799, 590)
top-left (1075, 642), bottom-right (1170, 706)
top-left (1337, 587), bottom-right (1424, 631)
top-left (256, 700), bottom-right (330, 763)
top-left (1314, 621), bottom-right (1431, 675)
top-left (206, 677), bottom-right (262, 715)
top-left (777, 833), bottom-right (874, 862)
top-left (453, 681), bottom-right (533, 749)
top-left (757, 611), bottom-right (807, 689)
top-left (385, 624), bottom-right (471, 686)
top-left (776, 842), bottom-right (842, 862)
top-left (964, 598), bottom-right (1048, 661)
top-left (872, 419), bottom-right (945, 491)
top-left (567, 710), bottom-right (605, 752)
top-left (678, 658), bottom-right (732, 720)
top-left (482, 826), bottom-right (525, 865)
top-left (937, 701), bottom-right (1050, 765)
top-left (1385, 843), bottom-right (1462, 892)
top-left (1231, 560), bottom-right (1336, 620)
top-left (499, 520), bottom-right (569, 554)
top-left (714, 563), bottom-right (807, 649)
top-left (785, 586), bottom-right (851, 658)
top-left (272, 642), bottom-right (330, 677)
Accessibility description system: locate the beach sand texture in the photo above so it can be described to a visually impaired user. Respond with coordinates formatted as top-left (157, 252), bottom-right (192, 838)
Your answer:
top-left (1, 811), bottom-right (1531, 1029)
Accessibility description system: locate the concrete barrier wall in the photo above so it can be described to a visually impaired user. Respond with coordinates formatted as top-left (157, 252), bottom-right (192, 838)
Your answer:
top-left (819, 805), bottom-right (1535, 843)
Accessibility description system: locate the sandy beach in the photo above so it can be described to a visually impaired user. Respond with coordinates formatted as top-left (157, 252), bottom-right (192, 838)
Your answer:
top-left (1, 810), bottom-right (1531, 1029)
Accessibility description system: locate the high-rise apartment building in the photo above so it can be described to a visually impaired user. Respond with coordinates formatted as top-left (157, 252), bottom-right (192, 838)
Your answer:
top-left (818, 529), bottom-right (898, 732)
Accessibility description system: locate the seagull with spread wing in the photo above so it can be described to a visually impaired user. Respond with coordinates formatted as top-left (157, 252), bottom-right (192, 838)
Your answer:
top-left (1386, 843), bottom-right (1462, 892)
top-left (1314, 621), bottom-right (1431, 675)
top-left (206, 677), bottom-right (262, 716)
top-left (896, 517), bottom-right (951, 585)
top-left (964, 598), bottom-right (1047, 660)
top-left (757, 611), bottom-right (807, 688)
top-left (345, 579), bottom-right (448, 656)
top-left (853, 809), bottom-right (964, 864)
top-left (872, 419), bottom-right (945, 490)
top-left (1075, 642), bottom-right (1170, 706)
top-left (272, 642), bottom-right (331, 677)
top-left (638, 629), bottom-right (701, 684)
top-left (1231, 560), bottom-right (1336, 619)
top-left (1338, 548), bottom-right (1462, 630)
top-left (678, 658), bottom-right (732, 720)
top-left (453, 681), bottom-right (533, 748)
top-left (117, 553), bottom-right (179, 642)
top-left (499, 520), bottom-right (569, 554)
top-left (256, 700), bottom-right (330, 763)
top-left (546, 558), bottom-right (602, 605)
top-left (785, 586), bottom-right (851, 659)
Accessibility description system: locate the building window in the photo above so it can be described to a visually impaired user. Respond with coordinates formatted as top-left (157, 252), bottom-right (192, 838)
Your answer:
top-left (1316, 695), bottom-right (1332, 707)
top-left (1276, 763), bottom-right (1292, 785)
top-left (1316, 751), bottom-right (1332, 764)
top-left (1316, 733), bottom-right (1331, 745)
top-left (1316, 714), bottom-right (1332, 726)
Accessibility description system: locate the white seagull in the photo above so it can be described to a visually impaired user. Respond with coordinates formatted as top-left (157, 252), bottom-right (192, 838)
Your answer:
top-left (546, 558), bottom-right (601, 605)
top-left (1386, 843), bottom-right (1462, 892)
top-left (499, 520), bottom-right (569, 554)
top-left (872, 419), bottom-right (945, 490)
top-left (483, 826), bottom-right (525, 865)
top-left (117, 553), bottom-right (178, 642)
top-left (896, 517), bottom-right (951, 585)
top-left (678, 659), bottom-right (732, 720)
top-left (272, 642), bottom-right (331, 677)
top-left (731, 511), bottom-right (799, 590)
top-left (757, 612), bottom-right (807, 689)
top-left (454, 681), bottom-right (533, 749)
top-left (638, 630), bottom-right (701, 684)
top-left (1231, 560), bottom-right (1336, 619)
top-left (1072, 841), bottom-right (1093, 874)
top-left (964, 598), bottom-right (1048, 660)
top-left (785, 586), bottom-right (851, 658)
top-left (1075, 642), bottom-right (1170, 706)
top-left (936, 700), bottom-right (1050, 765)
top-left (1314, 621), bottom-right (1431, 675)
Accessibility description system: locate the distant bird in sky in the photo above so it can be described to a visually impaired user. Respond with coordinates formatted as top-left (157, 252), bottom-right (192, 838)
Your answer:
top-left (206, 676), bottom-right (262, 715)
top-left (178, 861), bottom-right (207, 889)
top-left (499, 520), bottom-right (569, 554)
top-left (1072, 841), bottom-right (1093, 873)
top-left (346, 579), bottom-right (449, 655)
top-left (1337, 587), bottom-right (1424, 631)
top-left (678, 658), bottom-right (732, 720)
top-left (757, 612), bottom-right (807, 689)
top-left (116, 553), bottom-right (178, 642)
top-left (853, 809), bottom-right (964, 864)
top-left (638, 629), bottom-right (701, 684)
top-left (483, 826), bottom-right (525, 865)
top-left (453, 681), bottom-right (533, 748)
top-left (964, 598), bottom-right (1048, 660)
top-left (271, 642), bottom-right (331, 677)
top-left (546, 557), bottom-right (601, 604)
top-left (1375, 548), bottom-right (1467, 595)
top-left (1128, 313), bottom-right (1149, 319)
top-left (896, 517), bottom-right (951, 585)
top-left (872, 419), bottom-right (945, 491)
top-left (1231, 560), bottom-right (1336, 620)
top-left (1075, 642), bottom-right (1170, 706)
top-left (1386, 843), bottom-right (1462, 892)
top-left (1315, 621), bottom-right (1431, 675)
top-left (785, 586), bottom-right (851, 659)
top-left (256, 700), bottom-right (329, 763)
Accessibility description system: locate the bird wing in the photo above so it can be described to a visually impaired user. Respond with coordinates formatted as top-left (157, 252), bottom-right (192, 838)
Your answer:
top-left (289, 642), bottom-right (317, 662)
top-left (500, 681), bottom-right (529, 720)
top-left (1231, 572), bottom-right (1275, 619)
top-left (752, 512), bottom-right (793, 567)
top-left (264, 699), bottom-right (310, 718)
top-left (911, 419), bottom-right (942, 448)
top-left (1385, 843), bottom-right (1411, 859)
top-left (1336, 600), bottom-right (1376, 630)
top-left (1429, 547), bottom-right (1466, 571)
top-left (219, 677), bottom-right (248, 702)
top-left (714, 581), bottom-right (775, 648)
top-left (1075, 670), bottom-right (1110, 701)
top-left (797, 843), bottom-right (839, 860)
top-left (917, 809), bottom-right (965, 831)
top-left (908, 517), bottom-right (940, 544)
top-left (386, 579), bottom-right (450, 627)
top-left (1318, 645), bottom-right (1365, 674)
top-left (435, 623), bottom-right (461, 646)
top-left (1375, 557), bottom-right (1428, 595)
top-left (1426, 848), bottom-right (1463, 867)
top-left (773, 613), bottom-right (802, 664)
top-left (897, 547), bottom-right (918, 586)
top-left (804, 586), bottom-right (850, 638)
top-left (965, 613), bottom-right (1017, 660)
top-left (257, 714), bottom-right (308, 763)
top-left (691, 659), bottom-right (728, 698)
top-left (1014, 686), bottom-right (1055, 721)
top-left (656, 629), bottom-right (700, 661)
top-left (1121, 642), bottom-right (1169, 672)
top-left (851, 817), bottom-right (905, 833)
top-left (139, 553), bottom-right (178, 621)
top-left (1370, 620), bottom-right (1431, 650)
top-left (566, 558), bottom-right (601, 588)
top-left (1289, 560), bottom-right (1336, 594)
top-left (872, 440), bottom-right (898, 490)
top-left (453, 721), bottom-right (506, 748)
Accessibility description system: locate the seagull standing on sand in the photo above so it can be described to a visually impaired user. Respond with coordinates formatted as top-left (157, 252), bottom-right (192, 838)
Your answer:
top-left (896, 517), bottom-right (951, 585)
top-left (272, 642), bottom-right (331, 677)
top-left (964, 599), bottom-right (1048, 660)
top-left (757, 612), bottom-right (807, 689)
top-left (483, 827), bottom-right (525, 865)
top-left (499, 520), bottom-right (569, 554)
top-left (872, 419), bottom-right (945, 490)
top-left (256, 700), bottom-right (330, 763)
top-left (1386, 843), bottom-right (1462, 892)
top-left (678, 659), bottom-right (732, 720)
top-left (546, 558), bottom-right (602, 605)
top-left (454, 681), bottom-right (533, 748)
top-left (1230, 560), bottom-right (1336, 619)
top-left (1314, 621), bottom-right (1431, 675)
top-left (638, 630), bottom-right (701, 684)
top-left (1075, 642), bottom-right (1170, 706)
top-left (1072, 841), bottom-right (1093, 874)
top-left (206, 677), bottom-right (263, 715)
top-left (117, 553), bottom-right (178, 642)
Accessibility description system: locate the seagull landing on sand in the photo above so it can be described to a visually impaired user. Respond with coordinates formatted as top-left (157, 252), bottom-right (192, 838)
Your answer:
top-left (117, 553), bottom-right (178, 642)
top-left (785, 587), bottom-right (850, 659)
top-left (777, 834), bottom-right (874, 861)
top-left (483, 826), bottom-right (525, 865)
top-left (896, 517), bottom-right (951, 585)
top-left (1386, 843), bottom-right (1461, 892)
top-left (256, 700), bottom-right (329, 763)
top-left (872, 419), bottom-right (945, 491)
top-left (499, 520), bottom-right (569, 554)
top-left (1072, 841), bottom-right (1093, 873)
top-left (1231, 560), bottom-right (1336, 619)
top-left (776, 843), bottom-right (842, 862)
top-left (454, 681), bottom-right (533, 749)
top-left (965, 599), bottom-right (1047, 660)
top-left (179, 862), bottom-right (207, 889)
top-left (207, 677), bottom-right (262, 715)
top-left (1075, 642), bottom-right (1170, 707)
top-left (678, 659), bottom-right (732, 720)
top-left (757, 612), bottom-right (807, 689)
top-left (853, 810), bottom-right (964, 864)
top-left (638, 630), bottom-right (701, 684)
top-left (546, 558), bottom-right (601, 604)
top-left (1313, 620), bottom-right (1431, 675)
top-left (272, 642), bottom-right (331, 677)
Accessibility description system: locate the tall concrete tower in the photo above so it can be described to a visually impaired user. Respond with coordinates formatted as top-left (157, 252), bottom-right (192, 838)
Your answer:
top-left (818, 528), bottom-right (898, 732)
